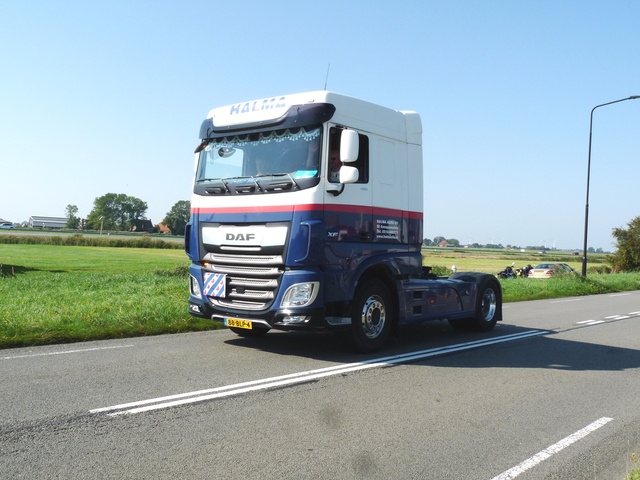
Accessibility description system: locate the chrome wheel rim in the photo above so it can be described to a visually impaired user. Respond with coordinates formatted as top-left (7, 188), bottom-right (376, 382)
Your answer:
top-left (360, 295), bottom-right (386, 339)
top-left (481, 288), bottom-right (497, 321)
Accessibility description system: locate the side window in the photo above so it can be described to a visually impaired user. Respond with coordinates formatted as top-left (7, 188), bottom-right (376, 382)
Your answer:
top-left (328, 127), bottom-right (369, 183)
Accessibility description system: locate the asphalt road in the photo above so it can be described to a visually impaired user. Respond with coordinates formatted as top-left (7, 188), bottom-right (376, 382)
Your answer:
top-left (1, 292), bottom-right (640, 479)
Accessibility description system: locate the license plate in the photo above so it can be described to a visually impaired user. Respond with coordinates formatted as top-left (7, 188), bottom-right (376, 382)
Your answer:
top-left (225, 317), bottom-right (253, 330)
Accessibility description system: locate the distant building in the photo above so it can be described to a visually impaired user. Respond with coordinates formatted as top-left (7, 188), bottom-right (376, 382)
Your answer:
top-left (156, 221), bottom-right (171, 233)
top-left (29, 216), bottom-right (68, 229)
top-left (130, 219), bottom-right (156, 233)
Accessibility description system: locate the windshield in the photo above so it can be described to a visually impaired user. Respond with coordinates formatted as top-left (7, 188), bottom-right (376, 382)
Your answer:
top-left (196, 126), bottom-right (320, 185)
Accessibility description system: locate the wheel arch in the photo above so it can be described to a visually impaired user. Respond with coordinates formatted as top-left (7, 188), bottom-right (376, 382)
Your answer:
top-left (351, 264), bottom-right (400, 328)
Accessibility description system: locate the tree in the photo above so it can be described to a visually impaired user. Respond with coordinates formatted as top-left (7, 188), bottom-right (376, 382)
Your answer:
top-left (447, 238), bottom-right (460, 247)
top-left (86, 193), bottom-right (148, 231)
top-left (609, 216), bottom-right (640, 272)
top-left (163, 200), bottom-right (191, 235)
top-left (65, 204), bottom-right (80, 229)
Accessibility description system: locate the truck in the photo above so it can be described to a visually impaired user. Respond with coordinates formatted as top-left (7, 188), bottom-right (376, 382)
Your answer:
top-left (185, 91), bottom-right (502, 352)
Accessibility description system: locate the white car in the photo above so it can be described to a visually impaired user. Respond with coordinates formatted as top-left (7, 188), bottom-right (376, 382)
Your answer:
top-left (0, 222), bottom-right (15, 229)
top-left (528, 262), bottom-right (577, 279)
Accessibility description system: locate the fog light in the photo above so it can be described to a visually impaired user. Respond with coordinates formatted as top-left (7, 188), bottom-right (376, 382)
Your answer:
top-left (280, 282), bottom-right (319, 308)
top-left (281, 316), bottom-right (311, 324)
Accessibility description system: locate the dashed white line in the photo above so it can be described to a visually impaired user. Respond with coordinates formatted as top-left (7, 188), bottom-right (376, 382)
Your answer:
top-left (576, 320), bottom-right (605, 326)
top-left (92, 330), bottom-right (547, 416)
top-left (577, 312), bottom-right (639, 326)
top-left (2, 344), bottom-right (135, 360)
top-left (490, 417), bottom-right (614, 480)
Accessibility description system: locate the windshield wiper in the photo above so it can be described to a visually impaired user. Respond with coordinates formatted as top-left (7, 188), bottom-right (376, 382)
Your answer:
top-left (200, 178), bottom-right (230, 194)
top-left (256, 173), bottom-right (300, 192)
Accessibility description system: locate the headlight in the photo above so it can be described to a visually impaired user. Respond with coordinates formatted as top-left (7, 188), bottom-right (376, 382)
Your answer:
top-left (190, 275), bottom-right (202, 299)
top-left (280, 282), bottom-right (319, 308)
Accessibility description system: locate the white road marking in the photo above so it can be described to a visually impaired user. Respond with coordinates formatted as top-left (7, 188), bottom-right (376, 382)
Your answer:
top-left (91, 330), bottom-right (547, 416)
top-left (549, 298), bottom-right (583, 304)
top-left (577, 311), bottom-right (639, 326)
top-left (576, 320), bottom-right (605, 326)
top-left (2, 344), bottom-right (135, 360)
top-left (609, 293), bottom-right (631, 297)
top-left (490, 417), bottom-right (613, 480)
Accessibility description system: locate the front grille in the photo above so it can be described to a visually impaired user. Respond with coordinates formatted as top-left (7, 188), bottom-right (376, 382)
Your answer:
top-left (203, 253), bottom-right (283, 311)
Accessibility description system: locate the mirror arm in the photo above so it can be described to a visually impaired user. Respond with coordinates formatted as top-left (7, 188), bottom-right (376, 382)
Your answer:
top-left (326, 184), bottom-right (344, 196)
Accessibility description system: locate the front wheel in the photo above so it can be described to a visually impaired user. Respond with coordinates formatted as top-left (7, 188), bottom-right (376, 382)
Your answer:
top-left (350, 279), bottom-right (393, 353)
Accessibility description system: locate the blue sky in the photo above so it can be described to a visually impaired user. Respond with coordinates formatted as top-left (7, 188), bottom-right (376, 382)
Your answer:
top-left (1, 1), bottom-right (638, 251)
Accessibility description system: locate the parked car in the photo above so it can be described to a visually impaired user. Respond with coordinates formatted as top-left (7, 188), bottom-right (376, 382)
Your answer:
top-left (528, 262), bottom-right (577, 279)
top-left (0, 222), bottom-right (15, 229)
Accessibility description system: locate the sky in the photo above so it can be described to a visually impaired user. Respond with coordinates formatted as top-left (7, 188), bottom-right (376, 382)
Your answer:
top-left (1, 1), bottom-right (638, 251)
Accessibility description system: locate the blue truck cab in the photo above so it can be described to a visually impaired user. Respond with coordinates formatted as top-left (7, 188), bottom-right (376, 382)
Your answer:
top-left (185, 91), bottom-right (502, 352)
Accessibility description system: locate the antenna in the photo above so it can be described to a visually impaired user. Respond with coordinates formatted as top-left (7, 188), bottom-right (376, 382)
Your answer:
top-left (324, 63), bottom-right (331, 90)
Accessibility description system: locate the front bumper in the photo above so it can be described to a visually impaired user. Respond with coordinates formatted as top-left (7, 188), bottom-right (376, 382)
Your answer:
top-left (188, 298), bottom-right (349, 332)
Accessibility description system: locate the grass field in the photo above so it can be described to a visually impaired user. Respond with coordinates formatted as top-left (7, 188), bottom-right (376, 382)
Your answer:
top-left (421, 246), bottom-right (605, 274)
top-left (1, 243), bottom-right (639, 349)
top-left (0, 244), bottom-right (213, 348)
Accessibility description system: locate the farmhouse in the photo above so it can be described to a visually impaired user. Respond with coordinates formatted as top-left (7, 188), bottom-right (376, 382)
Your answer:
top-left (29, 216), bottom-right (68, 229)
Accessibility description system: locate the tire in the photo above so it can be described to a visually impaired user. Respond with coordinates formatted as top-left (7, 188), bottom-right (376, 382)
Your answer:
top-left (471, 278), bottom-right (500, 332)
top-left (350, 279), bottom-right (393, 353)
top-left (229, 326), bottom-right (270, 338)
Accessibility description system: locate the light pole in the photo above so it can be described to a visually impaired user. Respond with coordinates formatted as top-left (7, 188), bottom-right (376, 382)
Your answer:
top-left (582, 95), bottom-right (640, 276)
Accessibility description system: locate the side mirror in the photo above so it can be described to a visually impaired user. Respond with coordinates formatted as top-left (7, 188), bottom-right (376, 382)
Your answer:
top-left (340, 130), bottom-right (359, 163)
top-left (340, 166), bottom-right (359, 184)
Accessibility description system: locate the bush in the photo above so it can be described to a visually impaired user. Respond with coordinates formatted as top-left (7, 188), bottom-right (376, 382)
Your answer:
top-left (0, 234), bottom-right (182, 249)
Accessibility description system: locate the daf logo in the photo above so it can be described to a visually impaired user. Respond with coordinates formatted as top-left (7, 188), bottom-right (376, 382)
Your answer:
top-left (226, 233), bottom-right (256, 241)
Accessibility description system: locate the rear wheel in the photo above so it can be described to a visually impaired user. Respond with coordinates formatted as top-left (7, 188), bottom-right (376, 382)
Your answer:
top-left (350, 279), bottom-right (393, 353)
top-left (448, 277), bottom-right (500, 332)
top-left (472, 279), bottom-right (500, 332)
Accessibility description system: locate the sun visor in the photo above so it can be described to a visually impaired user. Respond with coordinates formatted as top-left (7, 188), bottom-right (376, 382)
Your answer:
top-left (199, 101), bottom-right (335, 139)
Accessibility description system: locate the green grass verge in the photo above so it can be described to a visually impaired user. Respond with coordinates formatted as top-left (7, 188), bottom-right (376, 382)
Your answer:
top-left (627, 452), bottom-right (640, 480)
top-left (1, 244), bottom-right (639, 349)
top-left (500, 273), bottom-right (640, 303)
top-left (0, 244), bottom-right (219, 349)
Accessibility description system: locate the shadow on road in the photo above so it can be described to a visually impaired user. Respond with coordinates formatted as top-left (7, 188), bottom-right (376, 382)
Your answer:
top-left (223, 321), bottom-right (640, 373)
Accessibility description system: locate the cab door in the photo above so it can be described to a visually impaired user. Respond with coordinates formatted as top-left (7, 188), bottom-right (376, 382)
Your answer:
top-left (323, 126), bottom-right (373, 255)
